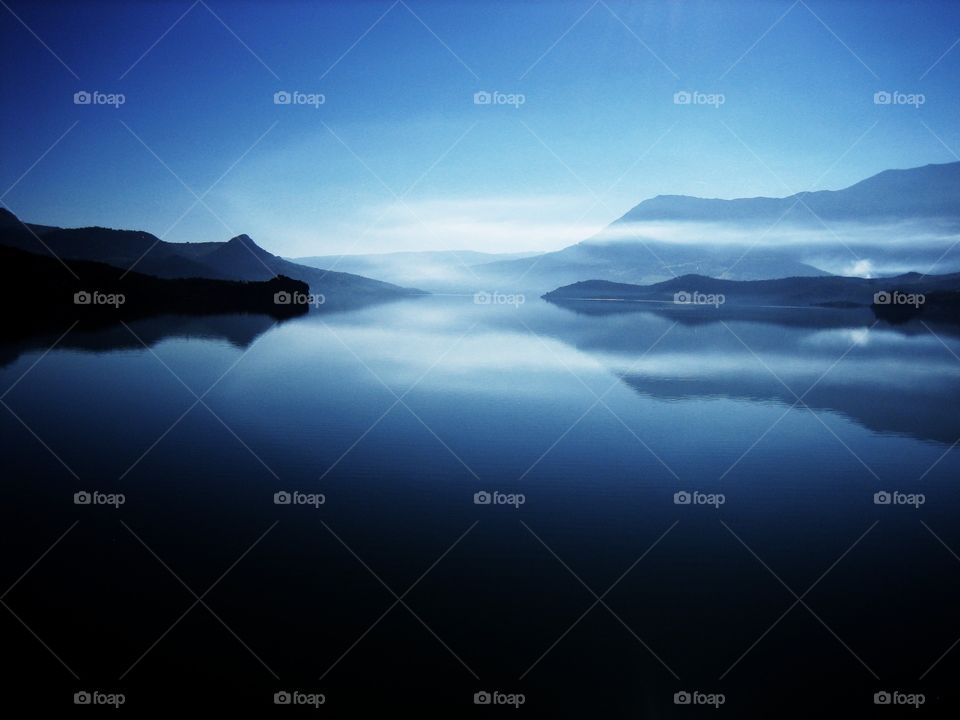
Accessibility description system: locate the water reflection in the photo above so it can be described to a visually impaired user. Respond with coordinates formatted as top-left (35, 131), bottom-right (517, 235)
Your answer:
top-left (3, 296), bottom-right (959, 715)
top-left (0, 313), bottom-right (284, 369)
top-left (4, 298), bottom-right (959, 448)
top-left (540, 300), bottom-right (960, 445)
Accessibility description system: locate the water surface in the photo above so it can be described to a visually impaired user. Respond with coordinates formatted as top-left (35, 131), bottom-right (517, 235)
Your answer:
top-left (2, 297), bottom-right (959, 715)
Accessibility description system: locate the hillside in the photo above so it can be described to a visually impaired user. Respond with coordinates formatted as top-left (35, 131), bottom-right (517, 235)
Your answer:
top-left (0, 209), bottom-right (423, 303)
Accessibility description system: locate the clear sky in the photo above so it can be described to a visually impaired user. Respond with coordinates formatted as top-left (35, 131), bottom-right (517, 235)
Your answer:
top-left (2, 0), bottom-right (959, 256)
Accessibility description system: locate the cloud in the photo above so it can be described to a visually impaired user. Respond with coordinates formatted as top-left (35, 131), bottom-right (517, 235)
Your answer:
top-left (316, 195), bottom-right (605, 255)
top-left (591, 218), bottom-right (960, 248)
top-left (845, 259), bottom-right (875, 277)
top-left (586, 218), bottom-right (960, 276)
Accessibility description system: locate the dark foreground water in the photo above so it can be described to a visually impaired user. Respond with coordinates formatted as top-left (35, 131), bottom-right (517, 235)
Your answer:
top-left (2, 296), bottom-right (959, 716)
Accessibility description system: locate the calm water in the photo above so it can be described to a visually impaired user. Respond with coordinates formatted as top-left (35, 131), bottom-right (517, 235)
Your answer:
top-left (2, 296), bottom-right (960, 715)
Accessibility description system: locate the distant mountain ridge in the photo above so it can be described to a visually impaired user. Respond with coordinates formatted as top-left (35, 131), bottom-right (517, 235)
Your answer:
top-left (4, 160), bottom-right (957, 296)
top-left (544, 271), bottom-right (960, 308)
top-left (0, 208), bottom-right (422, 304)
top-left (477, 161), bottom-right (960, 289)
top-left (477, 240), bottom-right (829, 290)
top-left (617, 161), bottom-right (960, 224)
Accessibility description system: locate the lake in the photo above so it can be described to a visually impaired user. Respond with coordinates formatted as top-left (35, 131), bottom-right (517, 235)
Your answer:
top-left (2, 296), bottom-right (959, 715)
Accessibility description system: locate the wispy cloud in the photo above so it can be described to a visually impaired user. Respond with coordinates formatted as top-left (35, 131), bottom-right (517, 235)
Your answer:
top-left (226, 191), bottom-right (607, 256)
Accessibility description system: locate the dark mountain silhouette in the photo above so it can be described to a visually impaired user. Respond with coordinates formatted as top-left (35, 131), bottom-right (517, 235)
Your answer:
top-left (0, 209), bottom-right (423, 302)
top-left (0, 244), bottom-right (309, 342)
top-left (0, 209), bottom-right (231, 279)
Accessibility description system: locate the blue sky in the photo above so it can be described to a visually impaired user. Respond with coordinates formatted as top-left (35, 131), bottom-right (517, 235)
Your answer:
top-left (1, 0), bottom-right (959, 255)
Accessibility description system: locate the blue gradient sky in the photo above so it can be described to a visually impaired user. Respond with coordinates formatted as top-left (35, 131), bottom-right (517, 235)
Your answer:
top-left (1, 0), bottom-right (959, 255)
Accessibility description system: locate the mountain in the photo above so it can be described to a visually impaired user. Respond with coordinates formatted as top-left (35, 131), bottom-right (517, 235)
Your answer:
top-left (0, 209), bottom-right (423, 304)
top-left (618, 161), bottom-right (960, 224)
top-left (480, 162), bottom-right (960, 290)
top-left (0, 243), bottom-right (309, 341)
top-left (544, 271), bottom-right (960, 310)
top-left (477, 242), bottom-right (828, 291)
